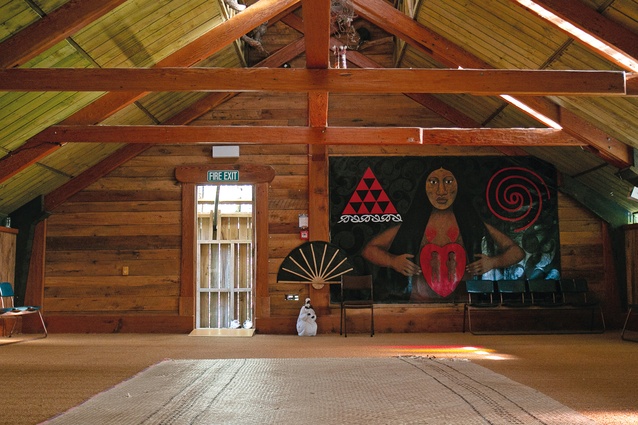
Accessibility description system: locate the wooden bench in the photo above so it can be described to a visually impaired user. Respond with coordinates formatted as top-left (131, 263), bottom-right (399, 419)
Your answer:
top-left (463, 278), bottom-right (605, 334)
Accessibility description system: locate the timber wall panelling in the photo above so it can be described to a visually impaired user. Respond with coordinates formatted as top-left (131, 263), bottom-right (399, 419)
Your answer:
top-left (0, 227), bottom-right (18, 283)
top-left (40, 144), bottom-right (616, 333)
top-left (0, 227), bottom-right (18, 335)
top-left (625, 224), bottom-right (638, 306)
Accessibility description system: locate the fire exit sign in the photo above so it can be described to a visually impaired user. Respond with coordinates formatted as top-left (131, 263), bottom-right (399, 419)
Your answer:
top-left (207, 170), bottom-right (239, 182)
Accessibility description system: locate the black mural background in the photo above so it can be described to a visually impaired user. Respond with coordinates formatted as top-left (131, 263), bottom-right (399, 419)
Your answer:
top-left (329, 156), bottom-right (560, 303)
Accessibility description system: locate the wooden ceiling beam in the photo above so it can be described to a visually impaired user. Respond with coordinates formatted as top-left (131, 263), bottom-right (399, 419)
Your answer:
top-left (42, 38), bottom-right (308, 211)
top-left (33, 125), bottom-right (583, 146)
top-left (282, 14), bottom-right (529, 155)
top-left (308, 92), bottom-right (329, 128)
top-left (301, 0), bottom-right (331, 138)
top-left (302, 0), bottom-right (331, 69)
top-left (0, 140), bottom-right (64, 183)
top-left (61, 0), bottom-right (300, 126)
top-left (0, 0), bottom-right (128, 69)
top-left (352, 0), bottom-right (633, 168)
top-left (157, 0), bottom-right (300, 67)
top-left (0, 68), bottom-right (626, 95)
top-left (36, 125), bottom-right (420, 145)
top-left (283, 12), bottom-right (524, 157)
top-left (301, 0), bottom-right (332, 253)
top-left (352, 0), bottom-right (487, 68)
top-left (513, 96), bottom-right (633, 169)
top-left (0, 0), bottom-right (301, 183)
top-left (341, 40), bottom-right (531, 155)
top-left (510, 0), bottom-right (638, 69)
top-left (282, 13), bottom-right (485, 130)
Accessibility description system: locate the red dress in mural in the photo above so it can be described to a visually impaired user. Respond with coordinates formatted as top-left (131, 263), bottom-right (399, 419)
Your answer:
top-left (413, 224), bottom-right (467, 299)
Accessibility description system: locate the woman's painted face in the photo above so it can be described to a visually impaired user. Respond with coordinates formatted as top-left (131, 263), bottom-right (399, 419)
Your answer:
top-left (425, 168), bottom-right (458, 210)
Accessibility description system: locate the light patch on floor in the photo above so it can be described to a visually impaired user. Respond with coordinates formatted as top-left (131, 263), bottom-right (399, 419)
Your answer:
top-left (189, 328), bottom-right (255, 337)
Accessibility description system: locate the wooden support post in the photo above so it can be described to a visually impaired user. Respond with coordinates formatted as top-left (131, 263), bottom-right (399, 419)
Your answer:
top-left (308, 144), bottom-right (331, 313)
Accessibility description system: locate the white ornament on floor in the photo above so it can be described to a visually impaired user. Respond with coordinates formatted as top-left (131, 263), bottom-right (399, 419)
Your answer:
top-left (296, 298), bottom-right (317, 336)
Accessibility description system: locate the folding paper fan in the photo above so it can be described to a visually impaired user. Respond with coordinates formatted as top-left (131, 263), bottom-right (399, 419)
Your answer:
top-left (277, 241), bottom-right (354, 289)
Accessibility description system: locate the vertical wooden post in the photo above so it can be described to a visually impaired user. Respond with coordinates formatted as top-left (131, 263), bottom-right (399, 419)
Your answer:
top-left (309, 143), bottom-right (331, 313)
top-left (307, 91), bottom-right (331, 313)
top-left (23, 220), bottom-right (45, 332)
top-left (255, 182), bottom-right (271, 321)
top-left (24, 220), bottom-right (45, 306)
top-left (180, 183), bottom-right (195, 325)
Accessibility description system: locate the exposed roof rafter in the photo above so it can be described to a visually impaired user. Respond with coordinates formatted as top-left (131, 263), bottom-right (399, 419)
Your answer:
top-left (352, 0), bottom-right (633, 167)
top-left (510, 0), bottom-right (638, 71)
top-left (0, 0), bottom-right (129, 69)
top-left (0, 0), bottom-right (297, 183)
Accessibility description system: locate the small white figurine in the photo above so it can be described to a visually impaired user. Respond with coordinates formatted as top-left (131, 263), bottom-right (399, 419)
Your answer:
top-left (296, 298), bottom-right (317, 336)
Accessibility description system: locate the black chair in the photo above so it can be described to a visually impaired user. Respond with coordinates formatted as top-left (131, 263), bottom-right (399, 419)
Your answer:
top-left (527, 279), bottom-right (561, 307)
top-left (497, 279), bottom-right (529, 307)
top-left (463, 280), bottom-right (498, 333)
top-left (340, 275), bottom-right (374, 337)
top-left (559, 278), bottom-right (605, 332)
top-left (621, 304), bottom-right (637, 342)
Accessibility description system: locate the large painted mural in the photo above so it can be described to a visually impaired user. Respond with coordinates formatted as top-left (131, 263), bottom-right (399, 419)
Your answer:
top-left (329, 157), bottom-right (560, 303)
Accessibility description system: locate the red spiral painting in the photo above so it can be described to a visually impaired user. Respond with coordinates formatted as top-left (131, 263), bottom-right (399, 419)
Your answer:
top-left (486, 167), bottom-right (550, 232)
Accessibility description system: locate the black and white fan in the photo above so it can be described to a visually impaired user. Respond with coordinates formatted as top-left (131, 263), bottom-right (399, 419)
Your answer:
top-left (277, 241), bottom-right (354, 289)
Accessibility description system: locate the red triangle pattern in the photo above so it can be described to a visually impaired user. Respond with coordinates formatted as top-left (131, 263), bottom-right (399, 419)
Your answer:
top-left (342, 167), bottom-right (398, 215)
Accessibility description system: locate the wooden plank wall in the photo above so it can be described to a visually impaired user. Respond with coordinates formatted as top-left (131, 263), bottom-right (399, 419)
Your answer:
top-left (0, 227), bottom-right (18, 336)
top-left (0, 227), bottom-right (17, 283)
top-left (45, 146), bottom-right (184, 332)
top-left (557, 194), bottom-right (621, 324)
top-left (41, 143), bottom-right (617, 333)
top-left (625, 224), bottom-right (638, 306)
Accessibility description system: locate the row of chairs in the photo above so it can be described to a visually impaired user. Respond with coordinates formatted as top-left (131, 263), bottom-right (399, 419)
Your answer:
top-left (0, 282), bottom-right (48, 339)
top-left (463, 278), bottom-right (605, 334)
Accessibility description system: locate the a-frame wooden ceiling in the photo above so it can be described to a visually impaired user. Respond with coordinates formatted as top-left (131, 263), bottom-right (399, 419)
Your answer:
top-left (2, 0), bottom-right (638, 226)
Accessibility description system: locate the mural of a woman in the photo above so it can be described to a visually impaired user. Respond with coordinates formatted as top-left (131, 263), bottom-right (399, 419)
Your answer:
top-left (361, 165), bottom-right (524, 302)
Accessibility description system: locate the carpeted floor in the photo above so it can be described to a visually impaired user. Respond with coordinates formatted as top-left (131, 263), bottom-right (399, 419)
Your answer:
top-left (42, 357), bottom-right (597, 425)
top-left (0, 332), bottom-right (636, 425)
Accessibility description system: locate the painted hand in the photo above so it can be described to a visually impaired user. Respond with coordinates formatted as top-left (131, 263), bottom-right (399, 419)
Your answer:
top-left (392, 254), bottom-right (421, 276)
top-left (466, 254), bottom-right (494, 276)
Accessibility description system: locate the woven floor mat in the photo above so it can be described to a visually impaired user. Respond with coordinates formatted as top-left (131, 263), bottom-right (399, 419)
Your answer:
top-left (43, 357), bottom-right (597, 425)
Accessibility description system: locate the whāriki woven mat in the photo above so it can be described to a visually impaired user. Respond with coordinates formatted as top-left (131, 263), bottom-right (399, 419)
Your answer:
top-left (42, 357), bottom-right (597, 425)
